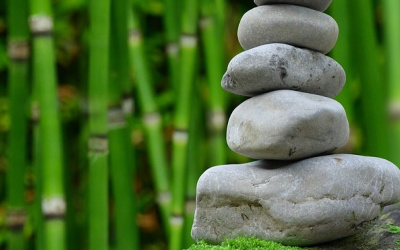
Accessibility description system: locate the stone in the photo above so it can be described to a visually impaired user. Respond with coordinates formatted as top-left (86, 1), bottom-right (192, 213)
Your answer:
top-left (238, 5), bottom-right (338, 54)
top-left (222, 43), bottom-right (345, 98)
top-left (227, 90), bottom-right (349, 160)
top-left (191, 154), bottom-right (400, 246)
top-left (254, 0), bottom-right (332, 12)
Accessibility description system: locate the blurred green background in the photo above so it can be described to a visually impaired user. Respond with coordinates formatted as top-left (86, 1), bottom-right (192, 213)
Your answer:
top-left (1, 0), bottom-right (400, 249)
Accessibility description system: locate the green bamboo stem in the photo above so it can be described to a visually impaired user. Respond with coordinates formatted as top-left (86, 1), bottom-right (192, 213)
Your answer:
top-left (163, 0), bottom-right (181, 92)
top-left (128, 4), bottom-right (171, 235)
top-left (348, 0), bottom-right (389, 158)
top-left (108, 0), bottom-right (139, 248)
top-left (183, 80), bottom-right (205, 248)
top-left (200, 0), bottom-right (228, 166)
top-left (87, 0), bottom-right (111, 247)
top-left (170, 0), bottom-right (199, 249)
top-left (6, 0), bottom-right (29, 248)
top-left (29, 0), bottom-right (67, 248)
top-left (328, 0), bottom-right (359, 153)
top-left (382, 0), bottom-right (400, 166)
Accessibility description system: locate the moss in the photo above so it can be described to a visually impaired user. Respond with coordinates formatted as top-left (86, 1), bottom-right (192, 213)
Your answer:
top-left (187, 237), bottom-right (307, 250)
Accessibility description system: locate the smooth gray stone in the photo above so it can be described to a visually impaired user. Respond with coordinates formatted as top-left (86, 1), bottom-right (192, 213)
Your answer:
top-left (222, 43), bottom-right (345, 98)
top-left (238, 5), bottom-right (338, 54)
top-left (191, 154), bottom-right (400, 246)
top-left (227, 90), bottom-right (349, 160)
top-left (254, 0), bottom-right (332, 12)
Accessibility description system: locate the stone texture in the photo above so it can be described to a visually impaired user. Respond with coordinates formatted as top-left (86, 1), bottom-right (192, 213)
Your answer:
top-left (191, 155), bottom-right (400, 246)
top-left (227, 90), bottom-right (349, 160)
top-left (254, 0), bottom-right (332, 12)
top-left (222, 43), bottom-right (345, 98)
top-left (238, 5), bottom-right (338, 54)
top-left (310, 203), bottom-right (400, 249)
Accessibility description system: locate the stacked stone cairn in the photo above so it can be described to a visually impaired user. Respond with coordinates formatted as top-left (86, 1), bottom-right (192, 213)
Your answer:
top-left (191, 0), bottom-right (400, 247)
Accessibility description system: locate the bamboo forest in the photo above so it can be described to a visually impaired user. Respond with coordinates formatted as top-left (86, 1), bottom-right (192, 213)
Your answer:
top-left (0, 0), bottom-right (400, 249)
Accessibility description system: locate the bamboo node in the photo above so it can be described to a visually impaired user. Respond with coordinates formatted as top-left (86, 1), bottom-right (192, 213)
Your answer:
top-left (31, 102), bottom-right (40, 123)
top-left (88, 135), bottom-right (109, 154)
top-left (122, 96), bottom-right (134, 115)
top-left (167, 42), bottom-right (179, 56)
top-left (6, 210), bottom-right (27, 231)
top-left (185, 199), bottom-right (196, 214)
top-left (389, 102), bottom-right (400, 120)
top-left (209, 110), bottom-right (226, 131)
top-left (170, 215), bottom-right (184, 226)
top-left (108, 107), bottom-right (126, 129)
top-left (129, 29), bottom-right (142, 44)
top-left (180, 34), bottom-right (197, 47)
top-left (157, 191), bottom-right (171, 205)
top-left (200, 16), bottom-right (213, 28)
top-left (143, 112), bottom-right (161, 126)
top-left (42, 197), bottom-right (66, 219)
top-left (173, 129), bottom-right (188, 142)
top-left (8, 41), bottom-right (30, 61)
top-left (29, 15), bottom-right (53, 36)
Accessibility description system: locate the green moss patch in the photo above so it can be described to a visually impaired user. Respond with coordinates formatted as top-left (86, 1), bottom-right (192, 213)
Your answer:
top-left (187, 237), bottom-right (307, 250)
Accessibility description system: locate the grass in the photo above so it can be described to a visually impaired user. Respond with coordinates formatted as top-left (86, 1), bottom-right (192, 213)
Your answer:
top-left (187, 237), bottom-right (307, 250)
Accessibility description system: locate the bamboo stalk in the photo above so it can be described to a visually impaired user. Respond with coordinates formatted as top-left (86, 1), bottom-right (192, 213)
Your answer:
top-left (163, 0), bottom-right (181, 92)
top-left (348, 0), bottom-right (389, 158)
top-left (170, 0), bottom-right (199, 249)
top-left (382, 0), bottom-right (400, 166)
top-left (200, 0), bottom-right (228, 166)
top-left (328, 0), bottom-right (359, 153)
top-left (29, 0), bottom-right (67, 248)
top-left (87, 0), bottom-right (111, 247)
top-left (128, 3), bottom-right (171, 235)
top-left (6, 0), bottom-right (29, 248)
top-left (108, 0), bottom-right (139, 248)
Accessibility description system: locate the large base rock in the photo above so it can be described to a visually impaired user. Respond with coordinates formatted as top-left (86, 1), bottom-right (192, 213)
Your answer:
top-left (191, 154), bottom-right (400, 246)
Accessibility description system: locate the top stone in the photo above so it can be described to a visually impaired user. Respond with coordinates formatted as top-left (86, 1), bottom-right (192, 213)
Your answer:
top-left (254, 0), bottom-right (332, 12)
top-left (238, 5), bottom-right (338, 54)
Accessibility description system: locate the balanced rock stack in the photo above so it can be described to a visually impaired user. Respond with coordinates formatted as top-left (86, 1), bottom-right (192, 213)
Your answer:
top-left (191, 0), bottom-right (400, 247)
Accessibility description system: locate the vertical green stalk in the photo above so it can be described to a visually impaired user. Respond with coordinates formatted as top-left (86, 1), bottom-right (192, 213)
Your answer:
top-left (29, 0), bottom-right (66, 249)
top-left (88, 0), bottom-right (111, 248)
top-left (383, 0), bottom-right (400, 166)
top-left (6, 0), bottom-right (29, 248)
top-left (200, 0), bottom-right (228, 166)
top-left (170, 0), bottom-right (199, 249)
top-left (128, 3), bottom-right (171, 234)
top-left (348, 0), bottom-right (389, 158)
top-left (108, 0), bottom-right (139, 249)
top-left (183, 80), bottom-right (205, 248)
top-left (328, 0), bottom-right (358, 153)
top-left (163, 0), bottom-right (181, 91)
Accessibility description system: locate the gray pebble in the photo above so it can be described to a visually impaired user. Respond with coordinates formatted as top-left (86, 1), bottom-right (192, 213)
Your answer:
top-left (227, 90), bottom-right (349, 160)
top-left (238, 5), bottom-right (338, 54)
top-left (222, 43), bottom-right (345, 98)
top-left (191, 154), bottom-right (400, 246)
top-left (254, 0), bottom-right (332, 12)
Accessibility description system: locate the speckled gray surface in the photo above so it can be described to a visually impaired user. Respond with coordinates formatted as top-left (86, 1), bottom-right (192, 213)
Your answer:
top-left (191, 155), bottom-right (400, 246)
top-left (254, 0), bottom-right (332, 12)
top-left (222, 43), bottom-right (345, 98)
top-left (227, 90), bottom-right (349, 160)
top-left (238, 5), bottom-right (338, 53)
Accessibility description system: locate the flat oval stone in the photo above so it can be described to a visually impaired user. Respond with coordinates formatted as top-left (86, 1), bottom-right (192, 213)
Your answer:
top-left (191, 154), bottom-right (400, 246)
top-left (238, 5), bottom-right (338, 54)
top-left (227, 90), bottom-right (349, 160)
top-left (254, 0), bottom-right (332, 12)
top-left (222, 43), bottom-right (345, 98)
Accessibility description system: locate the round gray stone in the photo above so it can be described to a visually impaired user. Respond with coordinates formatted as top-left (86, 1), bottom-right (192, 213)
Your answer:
top-left (222, 43), bottom-right (345, 98)
top-left (254, 0), bottom-right (332, 12)
top-left (191, 154), bottom-right (400, 246)
top-left (238, 5), bottom-right (338, 54)
top-left (227, 90), bottom-right (349, 160)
